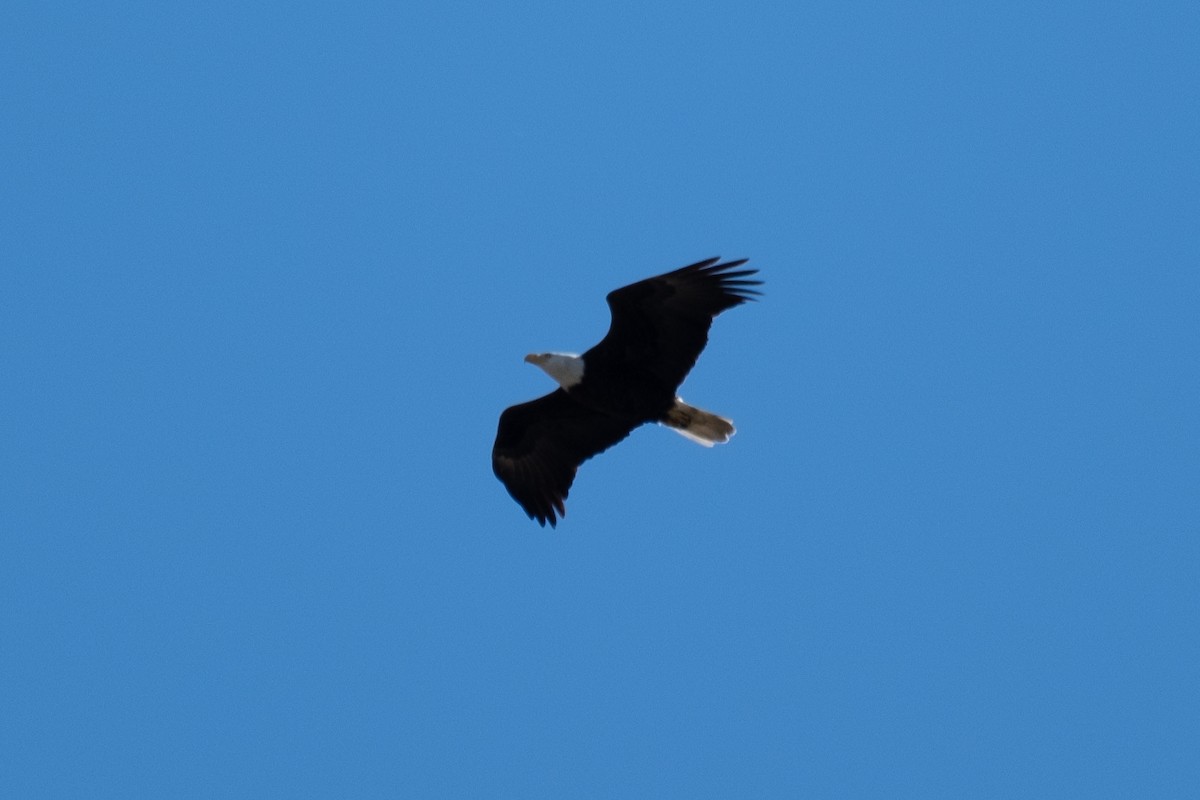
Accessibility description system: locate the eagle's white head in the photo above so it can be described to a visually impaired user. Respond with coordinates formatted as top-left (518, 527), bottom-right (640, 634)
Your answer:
top-left (525, 352), bottom-right (585, 389)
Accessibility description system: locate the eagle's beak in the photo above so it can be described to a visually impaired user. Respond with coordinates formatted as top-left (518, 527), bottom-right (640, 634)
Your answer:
top-left (523, 354), bottom-right (538, 365)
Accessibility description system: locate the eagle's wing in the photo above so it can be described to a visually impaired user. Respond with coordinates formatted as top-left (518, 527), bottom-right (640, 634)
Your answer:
top-left (492, 390), bottom-right (636, 527)
top-left (584, 257), bottom-right (761, 391)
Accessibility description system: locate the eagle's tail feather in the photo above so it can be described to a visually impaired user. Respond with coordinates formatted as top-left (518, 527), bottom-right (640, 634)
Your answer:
top-left (663, 399), bottom-right (736, 447)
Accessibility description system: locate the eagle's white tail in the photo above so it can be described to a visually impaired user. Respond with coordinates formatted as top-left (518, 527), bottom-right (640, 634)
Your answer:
top-left (663, 398), bottom-right (736, 447)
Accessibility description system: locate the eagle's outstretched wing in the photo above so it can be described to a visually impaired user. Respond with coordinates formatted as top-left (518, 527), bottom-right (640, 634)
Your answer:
top-left (585, 257), bottom-right (761, 392)
top-left (492, 390), bottom-right (636, 527)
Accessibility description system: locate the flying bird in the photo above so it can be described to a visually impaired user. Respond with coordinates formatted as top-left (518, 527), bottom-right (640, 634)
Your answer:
top-left (492, 257), bottom-right (761, 527)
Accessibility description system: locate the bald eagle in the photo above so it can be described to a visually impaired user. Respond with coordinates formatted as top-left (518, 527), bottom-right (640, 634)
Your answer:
top-left (492, 257), bottom-right (761, 527)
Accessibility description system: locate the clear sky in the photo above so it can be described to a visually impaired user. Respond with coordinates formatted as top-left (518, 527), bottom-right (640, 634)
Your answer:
top-left (3, 1), bottom-right (1198, 797)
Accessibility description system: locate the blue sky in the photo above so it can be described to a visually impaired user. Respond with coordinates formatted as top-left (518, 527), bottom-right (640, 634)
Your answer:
top-left (3, 1), bottom-right (1198, 796)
